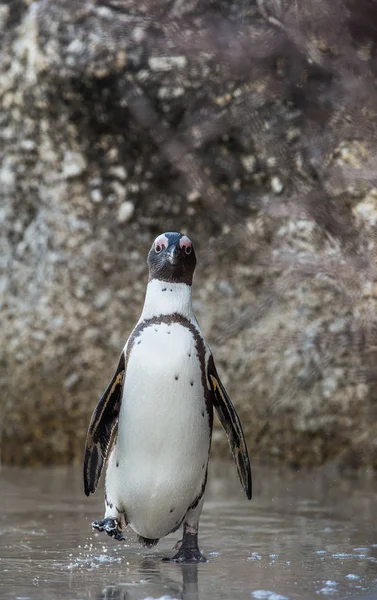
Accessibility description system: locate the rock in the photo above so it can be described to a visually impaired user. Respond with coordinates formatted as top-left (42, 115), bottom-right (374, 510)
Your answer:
top-left (62, 151), bottom-right (87, 179)
top-left (64, 372), bottom-right (80, 390)
top-left (148, 56), bottom-right (187, 72)
top-left (271, 176), bottom-right (284, 194)
top-left (2, 0), bottom-right (377, 470)
top-left (217, 280), bottom-right (235, 297)
top-left (241, 155), bottom-right (257, 174)
top-left (90, 188), bottom-right (102, 203)
top-left (94, 289), bottom-right (112, 310)
top-left (117, 201), bottom-right (135, 223)
top-left (109, 166), bottom-right (127, 180)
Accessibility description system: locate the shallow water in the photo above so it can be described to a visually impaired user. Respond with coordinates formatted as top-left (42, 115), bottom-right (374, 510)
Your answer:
top-left (1, 462), bottom-right (377, 600)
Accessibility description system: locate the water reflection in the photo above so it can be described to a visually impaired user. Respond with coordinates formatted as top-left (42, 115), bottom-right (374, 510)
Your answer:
top-left (99, 562), bottom-right (199, 600)
top-left (1, 462), bottom-right (377, 600)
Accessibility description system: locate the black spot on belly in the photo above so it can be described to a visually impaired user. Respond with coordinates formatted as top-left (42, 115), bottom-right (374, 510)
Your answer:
top-left (201, 411), bottom-right (205, 417)
top-left (170, 507), bottom-right (175, 513)
top-left (170, 289), bottom-right (173, 292)
top-left (155, 328), bottom-right (158, 332)
top-left (137, 340), bottom-right (141, 344)
top-left (188, 353), bottom-right (191, 357)
top-left (116, 461), bottom-right (119, 468)
top-left (190, 381), bottom-right (194, 386)
top-left (167, 331), bottom-right (171, 334)
top-left (162, 288), bottom-right (167, 292)
top-left (202, 463), bottom-right (205, 469)
top-left (175, 375), bottom-right (179, 380)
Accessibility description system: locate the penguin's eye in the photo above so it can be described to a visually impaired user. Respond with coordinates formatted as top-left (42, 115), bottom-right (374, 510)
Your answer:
top-left (153, 234), bottom-right (169, 254)
top-left (179, 235), bottom-right (193, 255)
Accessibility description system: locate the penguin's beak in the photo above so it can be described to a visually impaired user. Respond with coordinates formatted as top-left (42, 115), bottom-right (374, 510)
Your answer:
top-left (167, 246), bottom-right (179, 265)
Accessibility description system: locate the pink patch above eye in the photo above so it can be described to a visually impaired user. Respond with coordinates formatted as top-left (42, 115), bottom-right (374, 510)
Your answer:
top-left (179, 235), bottom-right (192, 249)
top-left (154, 234), bottom-right (168, 250)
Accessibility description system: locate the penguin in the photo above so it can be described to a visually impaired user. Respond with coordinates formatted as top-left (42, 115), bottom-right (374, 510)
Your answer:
top-left (83, 231), bottom-right (251, 562)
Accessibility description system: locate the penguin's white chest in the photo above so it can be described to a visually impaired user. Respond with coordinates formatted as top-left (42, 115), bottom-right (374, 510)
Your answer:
top-left (106, 321), bottom-right (211, 539)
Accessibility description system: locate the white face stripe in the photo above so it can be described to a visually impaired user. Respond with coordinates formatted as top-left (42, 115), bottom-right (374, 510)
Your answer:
top-left (154, 234), bottom-right (169, 251)
top-left (179, 235), bottom-right (192, 249)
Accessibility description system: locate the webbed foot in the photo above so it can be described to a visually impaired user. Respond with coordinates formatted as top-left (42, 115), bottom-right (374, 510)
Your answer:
top-left (163, 512), bottom-right (206, 563)
top-left (92, 517), bottom-right (125, 541)
top-left (163, 547), bottom-right (206, 563)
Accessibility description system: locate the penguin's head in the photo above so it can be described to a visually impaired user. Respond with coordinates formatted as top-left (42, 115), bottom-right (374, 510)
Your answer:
top-left (147, 232), bottom-right (197, 285)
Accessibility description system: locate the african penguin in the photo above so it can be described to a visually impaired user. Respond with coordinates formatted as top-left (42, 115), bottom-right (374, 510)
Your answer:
top-left (84, 232), bottom-right (251, 562)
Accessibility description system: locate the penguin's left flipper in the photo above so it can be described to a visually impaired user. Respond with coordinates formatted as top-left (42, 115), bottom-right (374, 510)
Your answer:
top-left (207, 355), bottom-right (252, 500)
top-left (83, 352), bottom-right (126, 496)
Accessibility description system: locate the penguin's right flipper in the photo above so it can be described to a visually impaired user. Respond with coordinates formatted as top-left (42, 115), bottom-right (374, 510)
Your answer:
top-left (83, 352), bottom-right (126, 496)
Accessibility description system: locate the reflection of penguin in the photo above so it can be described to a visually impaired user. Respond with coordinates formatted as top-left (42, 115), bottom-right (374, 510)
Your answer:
top-left (98, 561), bottom-right (198, 600)
top-left (181, 564), bottom-right (200, 600)
top-left (84, 232), bottom-right (251, 562)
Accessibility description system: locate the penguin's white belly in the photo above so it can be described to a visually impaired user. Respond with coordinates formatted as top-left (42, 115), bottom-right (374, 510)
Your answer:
top-left (106, 321), bottom-right (211, 539)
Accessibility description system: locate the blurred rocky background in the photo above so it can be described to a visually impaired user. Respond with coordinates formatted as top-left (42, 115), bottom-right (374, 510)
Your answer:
top-left (2, 0), bottom-right (377, 469)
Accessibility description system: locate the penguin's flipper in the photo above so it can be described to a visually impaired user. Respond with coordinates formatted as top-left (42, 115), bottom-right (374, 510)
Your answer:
top-left (83, 352), bottom-right (126, 496)
top-left (207, 356), bottom-right (252, 500)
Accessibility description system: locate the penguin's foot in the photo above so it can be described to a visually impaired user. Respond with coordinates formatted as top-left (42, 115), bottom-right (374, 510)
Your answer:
top-left (92, 517), bottom-right (125, 541)
top-left (163, 547), bottom-right (206, 563)
top-left (163, 521), bottom-right (206, 562)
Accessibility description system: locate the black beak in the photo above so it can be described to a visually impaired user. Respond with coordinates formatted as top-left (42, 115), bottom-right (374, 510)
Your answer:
top-left (167, 246), bottom-right (179, 265)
